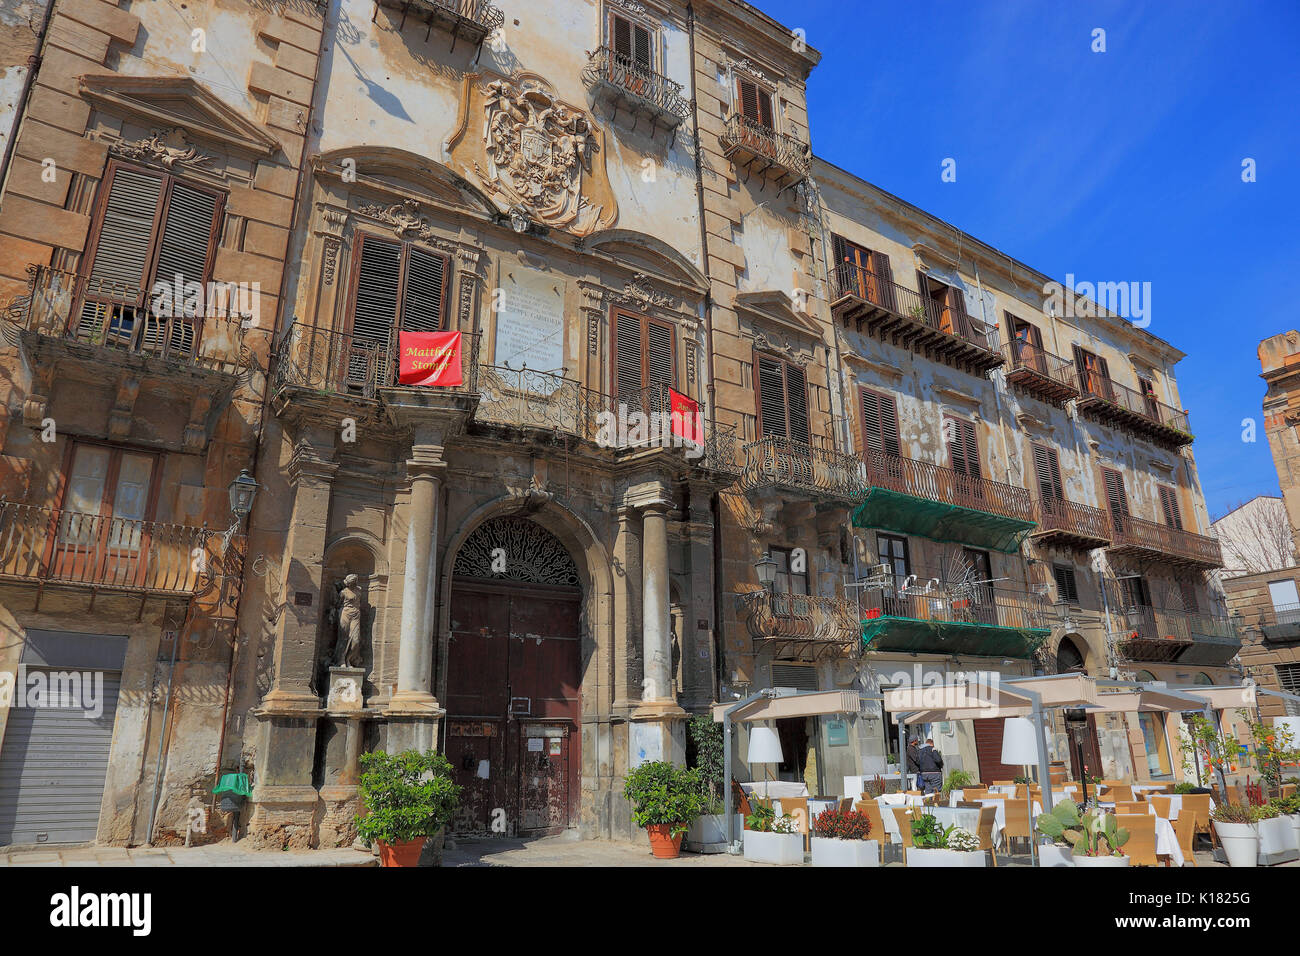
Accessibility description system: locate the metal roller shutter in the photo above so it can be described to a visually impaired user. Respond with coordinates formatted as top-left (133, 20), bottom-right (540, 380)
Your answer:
top-left (0, 672), bottom-right (121, 845)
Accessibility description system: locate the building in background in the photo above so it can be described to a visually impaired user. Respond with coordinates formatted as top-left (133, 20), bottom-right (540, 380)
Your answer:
top-left (0, 0), bottom-right (1242, 850)
top-left (1221, 335), bottom-right (1300, 719)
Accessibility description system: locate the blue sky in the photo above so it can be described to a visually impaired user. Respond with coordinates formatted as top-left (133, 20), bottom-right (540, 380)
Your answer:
top-left (756, 0), bottom-right (1300, 517)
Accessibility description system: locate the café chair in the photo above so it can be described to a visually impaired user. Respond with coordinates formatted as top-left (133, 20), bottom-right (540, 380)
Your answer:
top-left (1172, 812), bottom-right (1197, 866)
top-left (1117, 813), bottom-right (1160, 866)
top-left (1102, 784), bottom-right (1134, 802)
top-left (976, 804), bottom-right (999, 867)
top-left (1115, 801), bottom-right (1148, 815)
top-left (1149, 795), bottom-right (1174, 819)
top-left (1004, 800), bottom-right (1032, 854)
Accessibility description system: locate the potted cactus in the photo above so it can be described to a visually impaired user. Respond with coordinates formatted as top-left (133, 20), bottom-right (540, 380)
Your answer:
top-left (1034, 799), bottom-right (1084, 867)
top-left (1071, 809), bottom-right (1130, 867)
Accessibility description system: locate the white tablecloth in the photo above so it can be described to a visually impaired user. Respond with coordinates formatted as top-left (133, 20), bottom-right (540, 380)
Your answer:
top-left (1147, 794), bottom-right (1216, 821)
top-left (878, 800), bottom-right (1004, 846)
top-left (1153, 816), bottom-right (1183, 867)
top-left (878, 792), bottom-right (926, 808)
top-left (741, 781), bottom-right (809, 799)
top-left (987, 785), bottom-right (1016, 795)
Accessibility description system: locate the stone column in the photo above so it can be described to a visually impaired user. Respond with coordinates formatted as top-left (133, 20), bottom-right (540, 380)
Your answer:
top-left (384, 444), bottom-right (444, 753)
top-left (641, 499), bottom-right (673, 704)
top-left (627, 484), bottom-right (684, 768)
top-left (682, 479), bottom-right (717, 710)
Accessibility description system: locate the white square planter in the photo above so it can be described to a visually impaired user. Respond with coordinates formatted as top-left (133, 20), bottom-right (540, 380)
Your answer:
top-left (743, 830), bottom-right (804, 865)
top-left (811, 837), bottom-right (879, 867)
top-left (1037, 844), bottom-right (1075, 867)
top-left (1257, 816), bottom-right (1299, 865)
top-left (906, 847), bottom-right (987, 867)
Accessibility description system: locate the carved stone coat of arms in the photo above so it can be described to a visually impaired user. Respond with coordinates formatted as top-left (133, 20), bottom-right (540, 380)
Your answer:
top-left (448, 72), bottom-right (617, 237)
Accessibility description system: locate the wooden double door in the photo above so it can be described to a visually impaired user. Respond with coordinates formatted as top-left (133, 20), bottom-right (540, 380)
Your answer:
top-left (444, 580), bottom-right (581, 836)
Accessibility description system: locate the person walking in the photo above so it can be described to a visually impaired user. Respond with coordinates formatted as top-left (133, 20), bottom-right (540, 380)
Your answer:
top-left (918, 738), bottom-right (944, 795)
top-left (905, 738), bottom-right (922, 791)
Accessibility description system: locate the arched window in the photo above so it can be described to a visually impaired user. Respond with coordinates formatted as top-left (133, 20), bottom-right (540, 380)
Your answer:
top-left (1194, 672), bottom-right (1214, 686)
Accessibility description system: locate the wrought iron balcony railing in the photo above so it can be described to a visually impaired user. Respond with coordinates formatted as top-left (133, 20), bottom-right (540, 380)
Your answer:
top-left (1116, 604), bottom-right (1240, 664)
top-left (475, 366), bottom-right (738, 473)
top-left (1001, 341), bottom-right (1080, 404)
top-left (853, 567), bottom-right (1049, 633)
top-left (861, 450), bottom-right (1036, 525)
top-left (1108, 512), bottom-right (1223, 569)
top-left (375, 0), bottom-right (504, 47)
top-left (3, 263), bottom-right (256, 375)
top-left (830, 262), bottom-right (1002, 368)
top-left (0, 501), bottom-right (229, 597)
top-left (740, 436), bottom-right (864, 502)
top-left (739, 587), bottom-right (862, 660)
top-left (1261, 601), bottom-right (1300, 641)
top-left (718, 113), bottom-right (811, 187)
top-left (274, 321), bottom-right (481, 400)
top-left (583, 47), bottom-right (689, 131)
top-left (1031, 495), bottom-right (1112, 548)
top-left (1074, 371), bottom-right (1193, 447)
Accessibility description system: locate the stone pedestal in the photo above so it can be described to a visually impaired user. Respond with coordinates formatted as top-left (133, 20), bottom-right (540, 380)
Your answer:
top-left (628, 707), bottom-right (686, 768)
top-left (327, 666), bottom-right (365, 711)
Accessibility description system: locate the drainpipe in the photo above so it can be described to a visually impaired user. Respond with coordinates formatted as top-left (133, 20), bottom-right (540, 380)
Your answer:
top-left (0, 0), bottom-right (55, 211)
top-left (146, 609), bottom-right (186, 844)
top-left (686, 3), bottom-right (715, 433)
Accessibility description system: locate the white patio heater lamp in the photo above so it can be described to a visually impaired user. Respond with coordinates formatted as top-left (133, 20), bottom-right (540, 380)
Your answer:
top-left (748, 722), bottom-right (784, 800)
top-left (1001, 716), bottom-right (1041, 866)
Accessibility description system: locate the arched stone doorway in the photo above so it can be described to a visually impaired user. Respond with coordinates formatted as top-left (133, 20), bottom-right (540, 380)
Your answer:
top-left (1055, 634), bottom-right (1087, 674)
top-left (444, 516), bottom-right (583, 836)
top-left (1054, 634), bottom-right (1103, 781)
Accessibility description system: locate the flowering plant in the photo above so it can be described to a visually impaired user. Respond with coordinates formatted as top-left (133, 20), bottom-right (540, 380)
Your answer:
top-left (946, 827), bottom-right (980, 852)
top-left (771, 813), bottom-right (800, 834)
top-left (813, 807), bottom-right (871, 840)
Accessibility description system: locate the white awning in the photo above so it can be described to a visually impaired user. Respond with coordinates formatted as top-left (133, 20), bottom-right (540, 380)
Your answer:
top-left (711, 690), bottom-right (860, 723)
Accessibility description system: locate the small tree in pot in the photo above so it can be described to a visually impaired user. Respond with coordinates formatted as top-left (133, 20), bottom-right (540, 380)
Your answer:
top-left (355, 750), bottom-right (462, 867)
top-left (623, 761), bottom-right (703, 859)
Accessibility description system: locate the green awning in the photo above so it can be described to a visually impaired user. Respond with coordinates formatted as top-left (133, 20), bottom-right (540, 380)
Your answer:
top-left (861, 615), bottom-right (1050, 659)
top-left (851, 487), bottom-right (1036, 554)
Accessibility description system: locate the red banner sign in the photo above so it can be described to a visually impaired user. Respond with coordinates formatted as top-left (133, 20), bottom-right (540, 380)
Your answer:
top-left (669, 388), bottom-right (702, 443)
top-left (398, 331), bottom-right (463, 387)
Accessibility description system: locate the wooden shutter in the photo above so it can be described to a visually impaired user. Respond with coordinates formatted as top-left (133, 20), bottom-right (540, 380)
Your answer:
top-left (646, 320), bottom-right (674, 389)
top-left (871, 251), bottom-right (896, 312)
top-left (350, 234), bottom-right (401, 385)
top-left (612, 13), bottom-right (632, 57)
top-left (633, 22), bottom-right (652, 66)
top-left (1158, 486), bottom-right (1184, 530)
top-left (946, 285), bottom-right (969, 337)
top-left (399, 246), bottom-right (448, 332)
top-left (738, 78), bottom-right (773, 128)
top-left (757, 356), bottom-right (787, 438)
top-left (1032, 444), bottom-right (1064, 501)
top-left (1179, 579), bottom-right (1199, 613)
top-left (947, 417), bottom-right (980, 478)
top-left (147, 180), bottom-right (221, 355)
top-left (785, 364), bottom-right (809, 445)
top-left (1102, 468), bottom-right (1129, 523)
top-left (832, 233), bottom-right (849, 265)
top-left (615, 310), bottom-right (644, 397)
top-left (85, 165), bottom-right (166, 302)
top-left (860, 388), bottom-right (900, 457)
top-left (757, 87), bottom-right (774, 128)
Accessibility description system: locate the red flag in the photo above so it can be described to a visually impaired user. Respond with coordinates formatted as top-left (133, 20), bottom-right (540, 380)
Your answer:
top-left (669, 388), bottom-right (702, 443)
top-left (398, 331), bottom-right (463, 386)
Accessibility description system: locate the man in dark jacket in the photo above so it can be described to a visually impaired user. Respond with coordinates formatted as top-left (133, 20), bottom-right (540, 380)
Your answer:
top-left (905, 739), bottom-right (922, 790)
top-left (918, 738), bottom-right (944, 795)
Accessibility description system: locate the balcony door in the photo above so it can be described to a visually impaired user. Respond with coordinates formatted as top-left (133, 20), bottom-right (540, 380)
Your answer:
top-left (613, 308), bottom-right (675, 418)
top-left (1032, 443), bottom-right (1065, 522)
top-left (79, 160), bottom-right (224, 359)
top-left (1073, 346), bottom-right (1112, 400)
top-left (945, 415), bottom-right (983, 504)
top-left (832, 235), bottom-right (894, 310)
top-left (1101, 467), bottom-right (1130, 535)
top-left (49, 443), bottom-right (160, 588)
top-left (755, 354), bottom-right (810, 445)
top-left (1010, 316), bottom-right (1047, 373)
top-left (607, 9), bottom-right (656, 96)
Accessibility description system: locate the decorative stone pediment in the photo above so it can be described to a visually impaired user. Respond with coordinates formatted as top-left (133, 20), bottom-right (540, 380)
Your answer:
top-left (80, 74), bottom-right (280, 158)
top-left (735, 289), bottom-right (822, 340)
top-left (447, 71), bottom-right (618, 237)
top-left (844, 352), bottom-right (904, 383)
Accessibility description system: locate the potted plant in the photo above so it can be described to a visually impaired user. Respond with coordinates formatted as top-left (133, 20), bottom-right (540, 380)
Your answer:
top-left (1255, 800), bottom-right (1298, 865)
top-left (682, 716), bottom-right (734, 853)
top-left (940, 769), bottom-right (975, 804)
top-left (1034, 799), bottom-right (1083, 867)
top-left (623, 760), bottom-right (703, 859)
top-left (355, 749), bottom-right (462, 868)
top-left (1211, 803), bottom-right (1259, 868)
top-left (906, 813), bottom-right (986, 867)
top-left (811, 806), bottom-right (878, 867)
top-left (1071, 809), bottom-right (1130, 867)
top-left (743, 801), bottom-right (804, 865)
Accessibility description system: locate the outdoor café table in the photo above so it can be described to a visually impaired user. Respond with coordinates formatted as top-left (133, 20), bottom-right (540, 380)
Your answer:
top-left (807, 798), bottom-right (837, 820)
top-left (1132, 783), bottom-right (1168, 795)
top-left (987, 785), bottom-right (1016, 795)
top-left (878, 792), bottom-right (926, 808)
top-left (1147, 794), bottom-right (1215, 821)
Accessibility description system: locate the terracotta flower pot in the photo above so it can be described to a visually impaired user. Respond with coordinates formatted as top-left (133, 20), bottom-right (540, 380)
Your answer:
top-left (378, 837), bottom-right (427, 867)
top-left (645, 823), bottom-right (684, 859)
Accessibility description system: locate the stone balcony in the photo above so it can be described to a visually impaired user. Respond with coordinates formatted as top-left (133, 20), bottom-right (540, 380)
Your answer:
top-left (718, 113), bottom-right (811, 190)
top-left (374, 0), bottom-right (504, 50)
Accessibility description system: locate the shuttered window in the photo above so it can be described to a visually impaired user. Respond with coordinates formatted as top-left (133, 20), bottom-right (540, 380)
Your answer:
top-left (348, 232), bottom-right (451, 384)
top-left (833, 235), bottom-right (894, 310)
top-left (1073, 346), bottom-right (1111, 396)
top-left (1032, 443), bottom-right (1064, 501)
top-left (859, 388), bottom-right (900, 457)
top-left (1157, 485), bottom-right (1184, 530)
top-left (1178, 578), bottom-right (1199, 614)
top-left (737, 77), bottom-right (774, 129)
top-left (946, 416), bottom-right (980, 478)
top-left (610, 12), bottom-right (653, 67)
top-left (1101, 467), bottom-right (1129, 526)
top-left (1053, 565), bottom-right (1079, 604)
top-left (756, 354), bottom-right (809, 444)
top-left (78, 161), bottom-right (223, 354)
top-left (612, 309), bottom-right (675, 407)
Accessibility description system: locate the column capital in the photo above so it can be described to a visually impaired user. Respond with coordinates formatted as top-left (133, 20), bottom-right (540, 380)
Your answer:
top-left (287, 438), bottom-right (338, 487)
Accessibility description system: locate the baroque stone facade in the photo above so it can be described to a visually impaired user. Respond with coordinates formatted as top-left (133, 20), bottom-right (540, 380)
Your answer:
top-left (0, 0), bottom-right (1234, 851)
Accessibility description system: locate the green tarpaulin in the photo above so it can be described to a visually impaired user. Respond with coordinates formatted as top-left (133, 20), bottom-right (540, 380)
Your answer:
top-left (850, 487), bottom-right (1036, 554)
top-left (861, 614), bottom-right (1050, 659)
